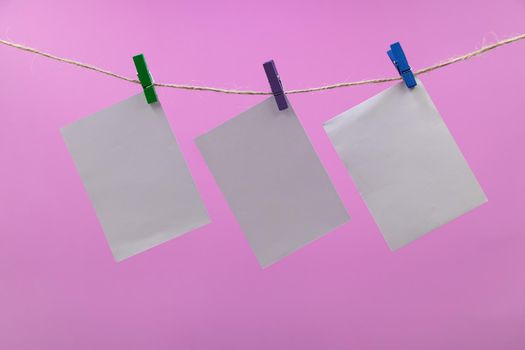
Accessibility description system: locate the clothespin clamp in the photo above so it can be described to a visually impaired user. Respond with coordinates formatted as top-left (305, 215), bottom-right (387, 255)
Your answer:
top-left (133, 54), bottom-right (158, 104)
top-left (263, 60), bottom-right (288, 110)
top-left (387, 42), bottom-right (417, 88)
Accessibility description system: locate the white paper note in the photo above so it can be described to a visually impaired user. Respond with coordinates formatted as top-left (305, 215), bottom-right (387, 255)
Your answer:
top-left (196, 97), bottom-right (349, 267)
top-left (324, 80), bottom-right (487, 250)
top-left (62, 93), bottom-right (210, 261)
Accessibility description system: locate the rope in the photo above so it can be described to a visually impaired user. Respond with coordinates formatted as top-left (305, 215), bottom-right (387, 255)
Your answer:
top-left (1, 33), bottom-right (524, 95)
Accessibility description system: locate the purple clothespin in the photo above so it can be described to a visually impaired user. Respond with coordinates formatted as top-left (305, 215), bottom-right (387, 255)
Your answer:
top-left (263, 60), bottom-right (288, 110)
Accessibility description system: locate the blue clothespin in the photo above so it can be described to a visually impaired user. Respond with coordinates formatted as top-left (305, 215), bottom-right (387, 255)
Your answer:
top-left (387, 42), bottom-right (417, 88)
top-left (263, 60), bottom-right (288, 110)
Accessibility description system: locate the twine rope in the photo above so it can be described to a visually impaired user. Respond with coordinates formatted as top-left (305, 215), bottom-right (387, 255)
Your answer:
top-left (1, 34), bottom-right (524, 95)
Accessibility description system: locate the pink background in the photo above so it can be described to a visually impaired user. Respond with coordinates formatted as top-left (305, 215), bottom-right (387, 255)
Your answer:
top-left (1, 1), bottom-right (524, 349)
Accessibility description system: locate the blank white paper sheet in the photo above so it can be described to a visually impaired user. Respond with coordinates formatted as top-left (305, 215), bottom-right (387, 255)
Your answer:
top-left (62, 93), bottom-right (210, 261)
top-left (196, 97), bottom-right (349, 267)
top-left (324, 79), bottom-right (487, 250)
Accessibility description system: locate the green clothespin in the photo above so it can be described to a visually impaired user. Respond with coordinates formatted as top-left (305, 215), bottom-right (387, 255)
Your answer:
top-left (133, 54), bottom-right (158, 104)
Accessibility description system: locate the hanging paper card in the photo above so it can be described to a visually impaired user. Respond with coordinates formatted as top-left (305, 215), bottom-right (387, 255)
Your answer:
top-left (324, 79), bottom-right (487, 250)
top-left (196, 97), bottom-right (349, 267)
top-left (61, 93), bottom-right (210, 261)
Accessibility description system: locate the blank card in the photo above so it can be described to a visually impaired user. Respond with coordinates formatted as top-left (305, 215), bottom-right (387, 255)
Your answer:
top-left (324, 79), bottom-right (487, 250)
top-left (62, 93), bottom-right (210, 261)
top-left (196, 97), bottom-right (349, 267)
